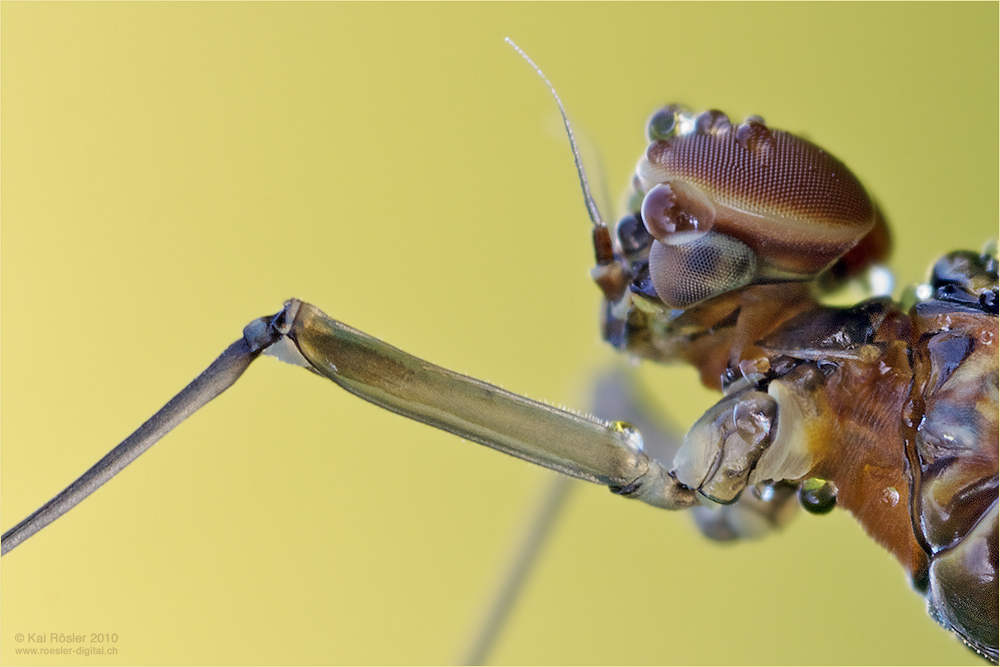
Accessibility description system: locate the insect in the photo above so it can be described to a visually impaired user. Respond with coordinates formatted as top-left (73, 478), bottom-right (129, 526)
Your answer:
top-left (2, 6), bottom-right (996, 665)
top-left (5, 40), bottom-right (998, 664)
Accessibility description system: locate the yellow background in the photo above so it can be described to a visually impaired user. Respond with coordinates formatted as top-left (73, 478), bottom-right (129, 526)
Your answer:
top-left (2, 3), bottom-right (996, 665)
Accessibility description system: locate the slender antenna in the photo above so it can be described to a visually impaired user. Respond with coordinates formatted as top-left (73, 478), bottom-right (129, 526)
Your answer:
top-left (505, 38), bottom-right (606, 230)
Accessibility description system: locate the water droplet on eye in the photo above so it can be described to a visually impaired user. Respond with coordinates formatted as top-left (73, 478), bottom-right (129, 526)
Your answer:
top-left (735, 121), bottom-right (775, 154)
top-left (640, 183), bottom-right (681, 240)
top-left (695, 109), bottom-right (731, 136)
top-left (646, 107), bottom-right (678, 142)
top-left (881, 487), bottom-right (900, 507)
top-left (798, 478), bottom-right (837, 515)
top-left (640, 181), bottom-right (716, 245)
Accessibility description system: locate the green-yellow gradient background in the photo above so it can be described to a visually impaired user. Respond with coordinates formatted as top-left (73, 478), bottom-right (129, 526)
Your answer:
top-left (2, 4), bottom-right (996, 665)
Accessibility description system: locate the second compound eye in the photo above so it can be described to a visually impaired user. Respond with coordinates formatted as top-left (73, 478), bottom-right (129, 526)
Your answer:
top-left (640, 181), bottom-right (717, 246)
top-left (648, 231), bottom-right (757, 308)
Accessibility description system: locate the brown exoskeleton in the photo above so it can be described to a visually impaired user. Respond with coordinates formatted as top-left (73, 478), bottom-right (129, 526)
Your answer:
top-left (2, 41), bottom-right (997, 664)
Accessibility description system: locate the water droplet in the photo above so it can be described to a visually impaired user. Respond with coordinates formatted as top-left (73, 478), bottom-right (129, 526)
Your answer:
top-left (640, 182), bottom-right (715, 245)
top-left (611, 420), bottom-right (644, 453)
top-left (695, 109), bottom-right (731, 136)
top-left (867, 265), bottom-right (894, 297)
top-left (646, 106), bottom-right (679, 142)
top-left (881, 487), bottom-right (900, 507)
top-left (798, 478), bottom-right (837, 515)
top-left (735, 121), bottom-right (775, 154)
top-left (755, 484), bottom-right (776, 502)
top-left (732, 394), bottom-right (777, 446)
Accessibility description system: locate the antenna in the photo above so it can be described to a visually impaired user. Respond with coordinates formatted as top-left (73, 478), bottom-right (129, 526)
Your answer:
top-left (505, 38), bottom-right (606, 231)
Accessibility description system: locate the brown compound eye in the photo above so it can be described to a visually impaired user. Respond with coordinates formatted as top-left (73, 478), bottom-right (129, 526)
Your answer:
top-left (636, 112), bottom-right (881, 287)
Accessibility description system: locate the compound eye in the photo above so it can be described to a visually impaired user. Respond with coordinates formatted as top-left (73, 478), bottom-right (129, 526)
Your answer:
top-left (638, 114), bottom-right (881, 283)
top-left (648, 232), bottom-right (757, 308)
top-left (646, 107), bottom-right (679, 141)
top-left (640, 181), bottom-right (717, 246)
